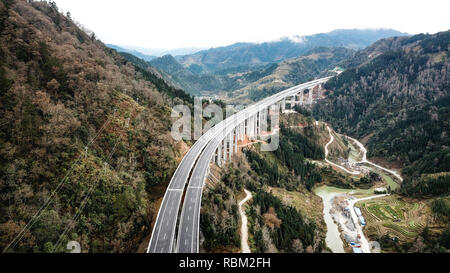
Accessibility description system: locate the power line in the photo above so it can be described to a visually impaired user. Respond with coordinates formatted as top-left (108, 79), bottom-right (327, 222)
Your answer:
top-left (52, 140), bottom-right (119, 253)
top-left (2, 116), bottom-right (113, 253)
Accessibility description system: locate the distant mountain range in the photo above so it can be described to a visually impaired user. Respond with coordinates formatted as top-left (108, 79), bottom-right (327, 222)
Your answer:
top-left (175, 29), bottom-right (408, 74)
top-left (106, 44), bottom-right (206, 59)
top-left (106, 44), bottom-right (157, 61)
top-left (110, 29), bottom-right (408, 97)
top-left (228, 47), bottom-right (355, 103)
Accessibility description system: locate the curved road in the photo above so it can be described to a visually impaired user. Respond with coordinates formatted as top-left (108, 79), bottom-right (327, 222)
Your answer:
top-left (325, 125), bottom-right (360, 175)
top-left (176, 78), bottom-right (331, 253)
top-left (239, 189), bottom-right (252, 253)
top-left (325, 125), bottom-right (403, 182)
top-left (345, 136), bottom-right (403, 182)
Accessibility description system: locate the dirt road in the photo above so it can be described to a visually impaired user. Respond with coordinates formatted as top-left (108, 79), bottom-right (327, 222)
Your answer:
top-left (346, 135), bottom-right (403, 182)
top-left (325, 126), bottom-right (360, 175)
top-left (239, 189), bottom-right (252, 253)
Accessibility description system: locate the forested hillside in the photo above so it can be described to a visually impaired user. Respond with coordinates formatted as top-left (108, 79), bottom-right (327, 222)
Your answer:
top-left (200, 116), bottom-right (329, 253)
top-left (130, 30), bottom-right (405, 97)
top-left (236, 47), bottom-right (354, 102)
top-left (149, 47), bottom-right (354, 100)
top-left (313, 31), bottom-right (450, 197)
top-left (150, 54), bottom-right (226, 95)
top-left (178, 29), bottom-right (406, 74)
top-left (0, 0), bottom-right (190, 252)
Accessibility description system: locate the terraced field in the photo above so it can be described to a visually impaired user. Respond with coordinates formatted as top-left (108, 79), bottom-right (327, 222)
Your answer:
top-left (358, 195), bottom-right (430, 241)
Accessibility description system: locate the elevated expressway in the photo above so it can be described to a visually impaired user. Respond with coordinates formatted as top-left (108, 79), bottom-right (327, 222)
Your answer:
top-left (148, 77), bottom-right (331, 253)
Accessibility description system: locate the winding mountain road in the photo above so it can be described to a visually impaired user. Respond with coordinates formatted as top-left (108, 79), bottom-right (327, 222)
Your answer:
top-left (238, 189), bottom-right (252, 253)
top-left (325, 125), bottom-right (403, 182)
top-left (345, 136), bottom-right (403, 182)
top-left (324, 126), bottom-right (360, 175)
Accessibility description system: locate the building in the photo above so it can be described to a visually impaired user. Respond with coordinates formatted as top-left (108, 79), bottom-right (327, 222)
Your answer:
top-left (352, 247), bottom-right (363, 253)
top-left (359, 216), bottom-right (366, 226)
top-left (375, 187), bottom-right (387, 194)
top-left (354, 207), bottom-right (362, 217)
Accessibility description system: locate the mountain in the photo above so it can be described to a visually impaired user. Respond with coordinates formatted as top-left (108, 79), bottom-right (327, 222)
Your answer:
top-left (0, 0), bottom-right (191, 253)
top-left (313, 30), bottom-right (450, 197)
top-left (149, 54), bottom-right (226, 95)
top-left (110, 45), bottom-right (206, 58)
top-left (229, 47), bottom-right (355, 103)
top-left (106, 44), bottom-right (157, 61)
top-left (177, 29), bottom-right (408, 74)
top-left (148, 47), bottom-right (354, 97)
top-left (144, 29), bottom-right (405, 96)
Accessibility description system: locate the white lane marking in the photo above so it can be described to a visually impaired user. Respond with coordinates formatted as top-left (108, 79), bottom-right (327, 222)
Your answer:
top-left (151, 192), bottom-right (170, 252)
top-left (191, 189), bottom-right (200, 252)
top-left (156, 78), bottom-right (330, 253)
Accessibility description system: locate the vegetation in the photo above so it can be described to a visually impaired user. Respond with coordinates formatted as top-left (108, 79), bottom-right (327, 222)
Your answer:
top-left (250, 190), bottom-right (324, 253)
top-left (244, 126), bottom-right (324, 192)
top-left (200, 166), bottom-right (247, 252)
top-left (177, 29), bottom-right (405, 74)
top-left (244, 47), bottom-right (355, 102)
top-left (360, 195), bottom-right (449, 253)
top-left (0, 0), bottom-right (190, 252)
top-left (314, 31), bottom-right (450, 197)
top-left (400, 172), bottom-right (450, 197)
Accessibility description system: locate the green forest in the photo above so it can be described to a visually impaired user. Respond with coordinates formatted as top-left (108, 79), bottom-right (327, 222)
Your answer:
top-left (314, 31), bottom-right (450, 198)
top-left (0, 0), bottom-right (191, 252)
top-left (250, 190), bottom-right (323, 253)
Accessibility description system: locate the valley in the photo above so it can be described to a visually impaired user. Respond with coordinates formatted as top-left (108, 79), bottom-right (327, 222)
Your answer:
top-left (0, 0), bottom-right (448, 257)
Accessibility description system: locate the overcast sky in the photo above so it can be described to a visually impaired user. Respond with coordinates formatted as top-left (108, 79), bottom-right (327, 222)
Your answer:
top-left (53, 0), bottom-right (450, 49)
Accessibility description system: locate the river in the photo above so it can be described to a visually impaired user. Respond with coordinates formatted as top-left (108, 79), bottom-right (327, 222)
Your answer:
top-left (314, 186), bottom-right (347, 253)
top-left (314, 124), bottom-right (402, 253)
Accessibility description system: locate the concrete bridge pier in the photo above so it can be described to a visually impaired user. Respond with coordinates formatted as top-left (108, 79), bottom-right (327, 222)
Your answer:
top-left (222, 138), bottom-right (227, 164)
top-left (217, 140), bottom-right (222, 166)
top-left (253, 114), bottom-right (258, 139)
top-left (228, 132), bottom-right (233, 160)
top-left (234, 128), bottom-right (238, 153)
top-left (290, 95), bottom-right (295, 110)
top-left (239, 122), bottom-right (245, 141)
top-left (309, 88), bottom-right (313, 104)
top-left (248, 116), bottom-right (253, 140)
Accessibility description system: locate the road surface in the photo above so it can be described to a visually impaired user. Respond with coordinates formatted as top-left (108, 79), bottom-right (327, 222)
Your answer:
top-left (347, 194), bottom-right (389, 253)
top-left (239, 189), bottom-right (252, 253)
top-left (325, 125), bottom-right (403, 182)
top-left (346, 136), bottom-right (403, 182)
top-left (324, 126), bottom-right (360, 175)
top-left (176, 78), bottom-right (331, 253)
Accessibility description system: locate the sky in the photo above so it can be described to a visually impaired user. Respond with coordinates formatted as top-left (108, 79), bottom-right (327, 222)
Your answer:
top-left (53, 0), bottom-right (450, 50)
